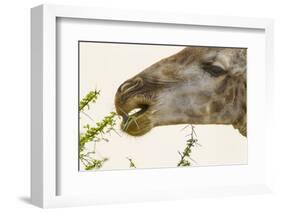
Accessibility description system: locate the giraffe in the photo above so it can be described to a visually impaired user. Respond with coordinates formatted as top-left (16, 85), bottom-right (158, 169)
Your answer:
top-left (115, 47), bottom-right (247, 137)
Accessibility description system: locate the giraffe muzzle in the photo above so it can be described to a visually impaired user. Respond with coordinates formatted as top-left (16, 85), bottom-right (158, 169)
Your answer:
top-left (115, 76), bottom-right (156, 136)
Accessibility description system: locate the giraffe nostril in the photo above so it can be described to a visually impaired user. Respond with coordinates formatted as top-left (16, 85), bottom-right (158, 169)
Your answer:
top-left (119, 77), bottom-right (143, 95)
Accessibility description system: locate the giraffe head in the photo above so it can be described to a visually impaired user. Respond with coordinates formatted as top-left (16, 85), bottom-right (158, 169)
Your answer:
top-left (115, 47), bottom-right (247, 137)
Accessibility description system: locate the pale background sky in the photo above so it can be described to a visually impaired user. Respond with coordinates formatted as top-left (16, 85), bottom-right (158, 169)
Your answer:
top-left (79, 42), bottom-right (247, 171)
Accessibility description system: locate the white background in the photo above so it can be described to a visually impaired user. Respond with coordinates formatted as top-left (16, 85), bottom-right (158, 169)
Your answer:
top-left (0, 0), bottom-right (281, 212)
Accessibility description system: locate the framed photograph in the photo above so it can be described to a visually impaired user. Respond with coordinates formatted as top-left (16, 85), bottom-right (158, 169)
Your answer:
top-left (31, 4), bottom-right (274, 208)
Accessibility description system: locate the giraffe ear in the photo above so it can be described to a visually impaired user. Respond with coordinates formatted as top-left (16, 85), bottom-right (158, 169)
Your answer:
top-left (230, 49), bottom-right (247, 78)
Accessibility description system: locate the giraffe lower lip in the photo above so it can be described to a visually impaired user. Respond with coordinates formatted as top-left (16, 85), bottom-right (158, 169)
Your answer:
top-left (122, 126), bottom-right (151, 136)
top-left (120, 104), bottom-right (152, 136)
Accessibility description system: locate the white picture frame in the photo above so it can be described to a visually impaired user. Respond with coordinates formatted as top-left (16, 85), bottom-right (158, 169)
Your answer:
top-left (31, 4), bottom-right (274, 208)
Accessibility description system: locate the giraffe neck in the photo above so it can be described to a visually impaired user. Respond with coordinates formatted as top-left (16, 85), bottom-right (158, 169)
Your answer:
top-left (232, 113), bottom-right (247, 137)
top-left (232, 79), bottom-right (247, 137)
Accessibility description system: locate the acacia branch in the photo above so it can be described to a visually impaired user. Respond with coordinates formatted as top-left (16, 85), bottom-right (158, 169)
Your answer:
top-left (177, 125), bottom-right (199, 167)
top-left (79, 90), bottom-right (100, 111)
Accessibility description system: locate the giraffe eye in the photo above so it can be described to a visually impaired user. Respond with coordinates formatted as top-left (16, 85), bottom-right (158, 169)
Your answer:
top-left (202, 64), bottom-right (226, 77)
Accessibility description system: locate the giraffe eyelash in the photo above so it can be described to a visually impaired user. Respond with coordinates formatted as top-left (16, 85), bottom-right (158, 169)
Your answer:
top-left (201, 63), bottom-right (227, 77)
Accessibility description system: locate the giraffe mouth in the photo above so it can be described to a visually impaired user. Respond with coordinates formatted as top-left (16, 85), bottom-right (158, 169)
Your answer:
top-left (116, 102), bottom-right (153, 136)
top-left (124, 104), bottom-right (149, 121)
top-left (115, 77), bottom-right (158, 136)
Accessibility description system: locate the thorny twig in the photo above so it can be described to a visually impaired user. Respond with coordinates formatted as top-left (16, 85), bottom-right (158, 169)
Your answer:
top-left (79, 90), bottom-right (100, 111)
top-left (177, 125), bottom-right (199, 167)
top-left (79, 90), bottom-right (118, 170)
top-left (127, 157), bottom-right (136, 168)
